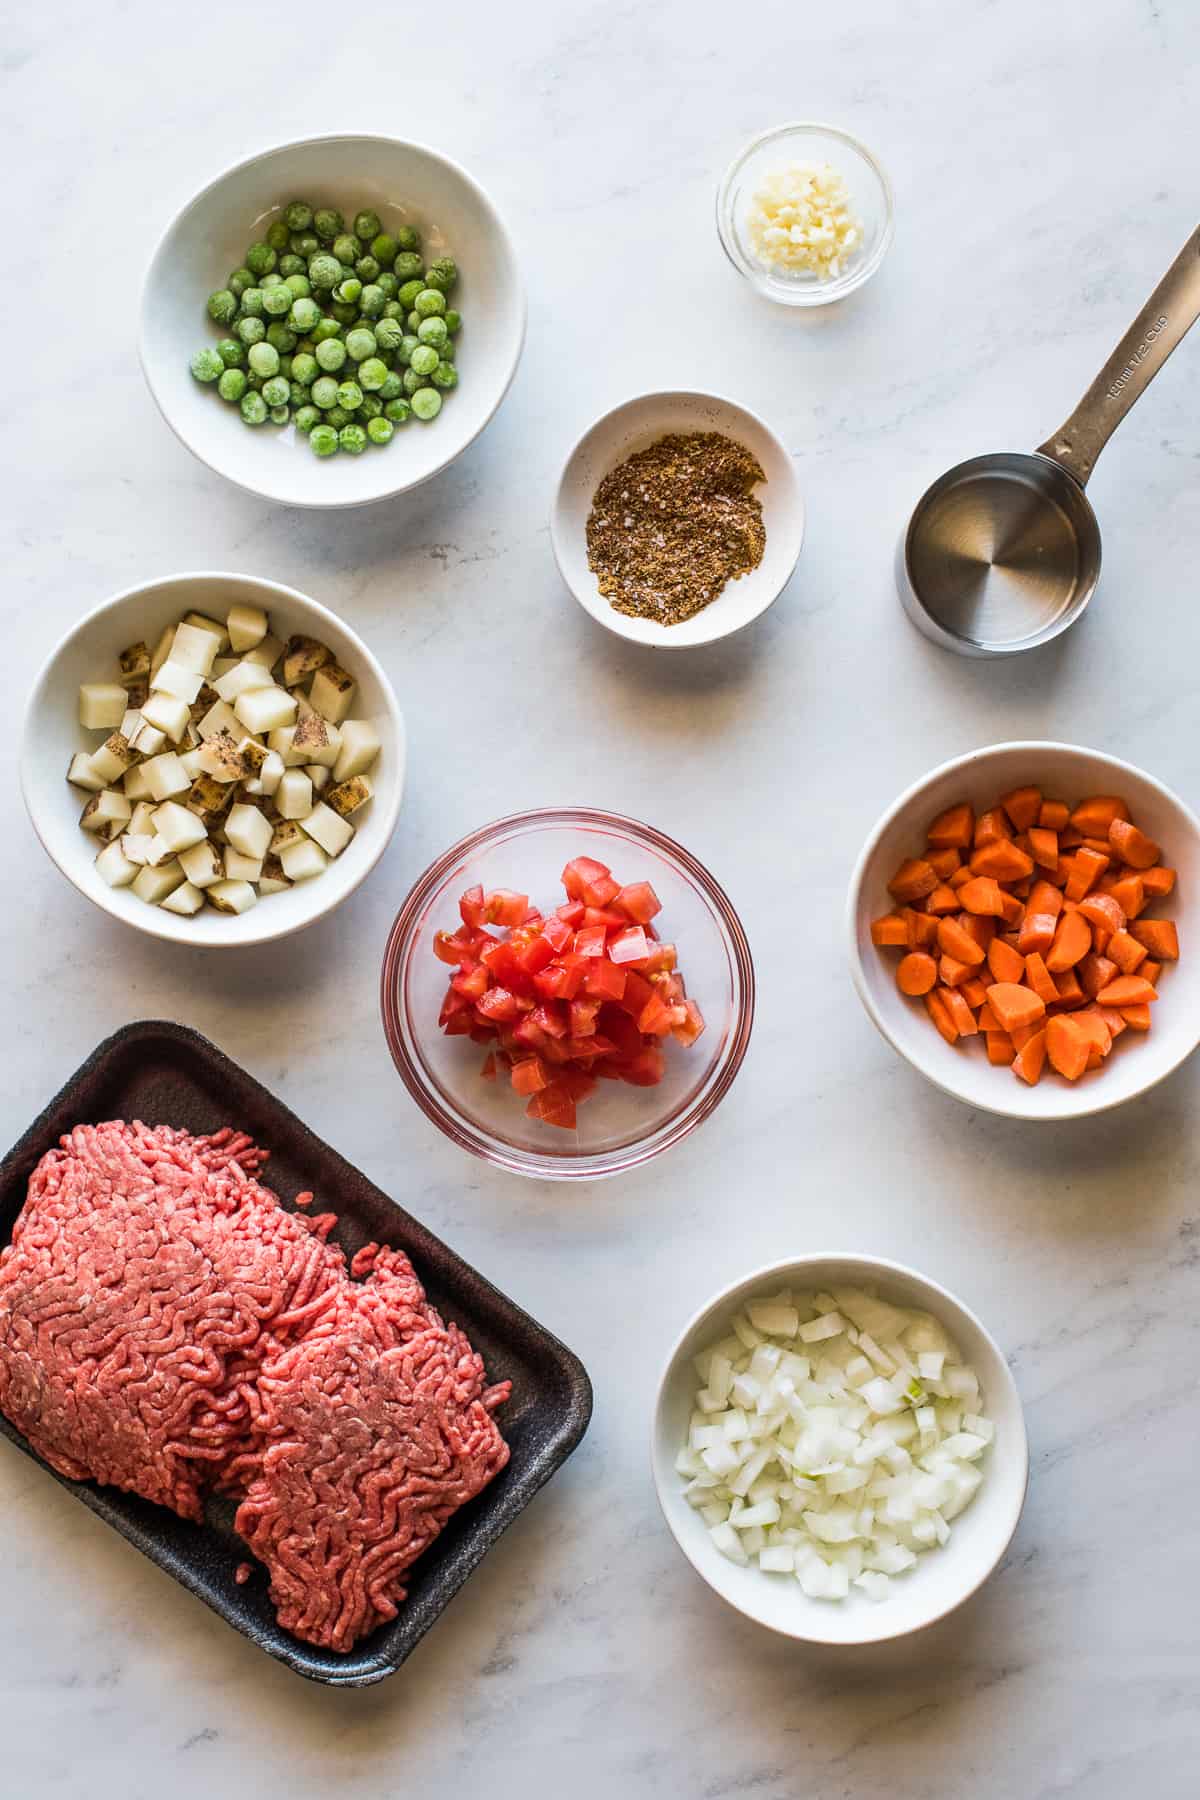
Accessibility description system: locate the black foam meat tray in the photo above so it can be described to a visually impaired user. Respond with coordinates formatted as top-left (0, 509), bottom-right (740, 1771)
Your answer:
top-left (0, 1020), bottom-right (593, 1686)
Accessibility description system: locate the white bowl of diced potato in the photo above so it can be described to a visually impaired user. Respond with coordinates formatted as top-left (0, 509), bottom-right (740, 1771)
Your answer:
top-left (21, 572), bottom-right (405, 945)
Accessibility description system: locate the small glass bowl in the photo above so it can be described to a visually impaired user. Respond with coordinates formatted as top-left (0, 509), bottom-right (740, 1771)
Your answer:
top-left (381, 808), bottom-right (755, 1181)
top-left (716, 122), bottom-right (894, 307)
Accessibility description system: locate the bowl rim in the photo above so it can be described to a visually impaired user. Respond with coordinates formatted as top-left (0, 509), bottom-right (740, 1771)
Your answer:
top-left (550, 387), bottom-right (805, 650)
top-left (137, 131), bottom-right (527, 511)
top-left (19, 569), bottom-right (406, 949)
top-left (715, 120), bottom-right (896, 307)
top-left (380, 805), bottom-right (756, 1179)
top-left (846, 739), bottom-right (1200, 1120)
top-left (650, 1250), bottom-right (1030, 1646)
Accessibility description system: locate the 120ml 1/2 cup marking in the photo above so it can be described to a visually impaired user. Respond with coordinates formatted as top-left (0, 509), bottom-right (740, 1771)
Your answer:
top-left (1107, 314), bottom-right (1168, 397)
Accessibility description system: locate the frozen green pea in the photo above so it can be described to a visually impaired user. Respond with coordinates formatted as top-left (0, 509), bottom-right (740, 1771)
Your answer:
top-left (411, 387), bottom-right (442, 421)
top-left (366, 415), bottom-right (394, 445)
top-left (245, 372), bottom-right (263, 391)
top-left (238, 287), bottom-right (265, 317)
top-left (401, 367), bottom-right (424, 397)
top-left (406, 311), bottom-right (421, 332)
top-left (352, 209), bottom-right (382, 242)
top-left (397, 279), bottom-right (424, 310)
top-left (357, 357), bottom-right (388, 392)
top-left (294, 404), bottom-right (320, 433)
top-left (325, 405), bottom-right (351, 430)
top-left (414, 288), bottom-right (446, 318)
top-left (260, 272), bottom-right (284, 287)
top-left (288, 380), bottom-right (310, 409)
top-left (332, 233), bottom-right (361, 266)
top-left (399, 333), bottom-right (419, 363)
top-left (331, 302), bottom-right (358, 325)
top-left (241, 390), bottom-right (269, 425)
top-left (285, 201), bottom-right (313, 232)
top-left (312, 317), bottom-right (342, 343)
top-left (261, 284), bottom-right (292, 317)
top-left (190, 346), bottom-right (225, 383)
top-left (291, 351), bottom-right (318, 386)
top-left (378, 370), bottom-right (403, 401)
top-left (339, 423), bottom-right (367, 455)
top-left (438, 337), bottom-right (455, 363)
top-left (345, 326), bottom-right (377, 361)
top-left (444, 309), bottom-right (461, 334)
top-left (236, 315), bottom-right (266, 345)
top-left (312, 375), bottom-right (339, 409)
top-left (278, 354), bottom-right (294, 378)
top-left (430, 360), bottom-right (457, 390)
top-left (288, 297), bottom-right (321, 334)
top-left (216, 337), bottom-right (245, 368)
top-left (359, 392), bottom-right (383, 418)
top-left (262, 375), bottom-right (290, 407)
top-left (266, 323), bottom-right (296, 354)
top-left (425, 257), bottom-right (458, 292)
top-left (333, 276), bottom-right (362, 305)
top-left (337, 379), bottom-right (363, 411)
top-left (291, 230), bottom-right (320, 258)
top-left (278, 253), bottom-right (305, 278)
top-left (417, 315), bottom-right (447, 348)
top-left (313, 208), bottom-right (343, 243)
top-left (266, 220), bottom-right (291, 252)
top-left (357, 283), bottom-right (384, 318)
top-left (395, 224), bottom-right (420, 252)
top-left (227, 266), bottom-right (254, 297)
top-left (374, 316), bottom-right (405, 353)
top-left (269, 405), bottom-right (290, 425)
top-left (409, 343), bottom-right (439, 376)
top-left (248, 341), bottom-right (280, 377)
top-left (375, 271), bottom-right (398, 299)
top-left (315, 337), bottom-right (347, 372)
top-left (370, 232), bottom-right (397, 266)
top-left (207, 288), bottom-right (238, 324)
top-left (217, 368), bottom-right (247, 403)
top-left (393, 252), bottom-right (423, 283)
top-left (382, 300), bottom-right (404, 321)
top-left (310, 422), bottom-right (339, 456)
top-left (308, 253), bottom-right (342, 290)
top-left (352, 257), bottom-right (378, 285)
top-left (295, 335), bottom-right (316, 353)
top-left (245, 242), bottom-right (277, 276)
top-left (384, 397), bottom-right (412, 424)
top-left (285, 273), bottom-right (312, 299)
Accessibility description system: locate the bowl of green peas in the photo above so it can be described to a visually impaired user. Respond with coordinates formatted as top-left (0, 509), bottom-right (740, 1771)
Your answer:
top-left (140, 135), bottom-right (526, 507)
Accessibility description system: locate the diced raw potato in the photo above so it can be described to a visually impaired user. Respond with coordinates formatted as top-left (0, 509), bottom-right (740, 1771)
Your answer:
top-left (152, 659), bottom-right (205, 704)
top-left (183, 612), bottom-right (229, 652)
top-left (171, 621), bottom-right (221, 675)
top-left (282, 634), bottom-right (331, 688)
top-left (141, 690), bottom-right (190, 743)
top-left (178, 840), bottom-right (222, 888)
top-left (234, 685), bottom-right (296, 735)
top-left (225, 602), bottom-right (268, 653)
top-left (332, 717), bottom-right (381, 781)
top-left (270, 819), bottom-right (306, 856)
top-left (224, 849), bottom-right (264, 882)
top-left (160, 880), bottom-right (204, 915)
top-left (212, 656), bottom-right (238, 679)
top-left (149, 625), bottom-right (175, 679)
top-left (79, 683), bottom-right (128, 730)
top-left (268, 724), bottom-right (307, 766)
top-left (128, 717), bottom-right (167, 756)
top-left (179, 748), bottom-right (206, 779)
top-left (300, 801), bottom-right (353, 857)
top-left (120, 708), bottom-right (142, 740)
top-left (258, 876), bottom-right (290, 896)
top-left (67, 752), bottom-right (104, 792)
top-left (326, 774), bottom-right (372, 818)
top-left (196, 729), bottom-right (247, 783)
top-left (306, 763), bottom-right (331, 792)
top-left (95, 839), bottom-right (137, 888)
top-left (276, 769), bottom-right (313, 820)
top-left (239, 737), bottom-right (268, 775)
top-left (123, 763), bottom-right (152, 801)
top-left (90, 732), bottom-right (135, 784)
top-left (121, 834), bottom-right (161, 866)
top-left (243, 632), bottom-right (283, 670)
top-left (294, 689), bottom-right (316, 718)
top-left (225, 802), bottom-right (273, 861)
top-left (152, 801), bottom-right (209, 854)
top-left (197, 698), bottom-right (241, 741)
top-left (260, 853), bottom-right (288, 889)
top-left (132, 859), bottom-right (185, 904)
top-left (187, 774), bottom-right (235, 820)
top-left (129, 801), bottom-right (156, 836)
top-left (280, 837), bottom-right (328, 882)
top-left (214, 660), bottom-right (273, 704)
top-left (309, 661), bottom-right (356, 725)
top-left (80, 789), bottom-right (132, 836)
top-left (259, 749), bottom-right (285, 795)
top-left (207, 878), bottom-right (257, 915)
top-left (142, 752), bottom-right (191, 801)
top-left (291, 711), bottom-right (340, 767)
top-left (118, 642), bottom-right (151, 687)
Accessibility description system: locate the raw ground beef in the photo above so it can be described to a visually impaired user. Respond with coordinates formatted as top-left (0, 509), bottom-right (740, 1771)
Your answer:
top-left (0, 1121), bottom-right (510, 1650)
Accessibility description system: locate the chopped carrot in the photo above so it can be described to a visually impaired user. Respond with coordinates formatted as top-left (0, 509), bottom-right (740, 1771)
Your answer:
top-left (1059, 826), bottom-right (1084, 849)
top-left (941, 988), bottom-right (979, 1036)
top-left (1077, 892), bottom-right (1125, 949)
top-left (986, 1032), bottom-right (1016, 1065)
top-left (1053, 968), bottom-right (1086, 1008)
top-left (956, 912), bottom-right (995, 951)
top-left (1141, 866), bottom-right (1176, 897)
top-left (986, 983), bottom-right (1046, 1033)
top-left (1045, 909), bottom-right (1092, 973)
top-left (1095, 975), bottom-right (1159, 1006)
top-left (1028, 827), bottom-right (1058, 869)
top-left (1073, 1010), bottom-right (1113, 1058)
top-left (987, 938), bottom-right (1025, 985)
top-left (927, 803), bottom-right (975, 850)
top-left (937, 916), bottom-right (985, 966)
top-left (1106, 929), bottom-right (1147, 976)
top-left (974, 808), bottom-right (1011, 847)
top-left (962, 976), bottom-right (989, 1009)
top-left (997, 890), bottom-right (1025, 926)
top-left (1038, 800), bottom-right (1070, 831)
top-left (926, 847), bottom-right (963, 880)
top-left (971, 839), bottom-right (1034, 882)
top-left (1141, 959), bottom-right (1162, 986)
top-left (1078, 952), bottom-right (1118, 1000)
top-left (896, 952), bottom-right (938, 996)
top-left (949, 865), bottom-right (973, 890)
top-left (1012, 1028), bottom-right (1048, 1084)
top-left (926, 883), bottom-right (960, 915)
top-left (1027, 879), bottom-right (1064, 920)
top-left (1017, 909), bottom-right (1057, 956)
top-left (905, 908), bottom-right (939, 949)
top-left (1069, 795), bottom-right (1130, 836)
top-left (888, 858), bottom-right (938, 903)
top-left (1119, 1003), bottom-right (1152, 1030)
top-left (959, 876), bottom-right (1006, 916)
top-left (1109, 817), bottom-right (1160, 870)
top-left (1010, 1020), bottom-right (1041, 1052)
top-left (871, 914), bottom-right (910, 948)
top-left (925, 989), bottom-right (959, 1044)
top-left (976, 1001), bottom-right (1001, 1032)
top-left (939, 954), bottom-right (974, 988)
top-left (1130, 919), bottom-right (1179, 961)
top-left (1063, 846), bottom-right (1109, 902)
top-left (1091, 1004), bottom-right (1127, 1041)
top-left (1045, 1014), bottom-right (1089, 1081)
top-left (1106, 874), bottom-right (1146, 920)
top-left (1023, 952), bottom-right (1059, 1007)
top-left (1000, 785), bottom-right (1042, 831)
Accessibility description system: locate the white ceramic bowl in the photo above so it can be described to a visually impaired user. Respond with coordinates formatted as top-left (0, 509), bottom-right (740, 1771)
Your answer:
top-left (849, 742), bottom-right (1200, 1119)
top-left (21, 572), bottom-right (406, 947)
top-left (551, 390), bottom-right (804, 648)
top-left (140, 135), bottom-right (525, 508)
top-left (652, 1253), bottom-right (1028, 1646)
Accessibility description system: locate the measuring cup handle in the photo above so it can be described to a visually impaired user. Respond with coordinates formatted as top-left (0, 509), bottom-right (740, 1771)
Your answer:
top-left (1036, 224), bottom-right (1200, 486)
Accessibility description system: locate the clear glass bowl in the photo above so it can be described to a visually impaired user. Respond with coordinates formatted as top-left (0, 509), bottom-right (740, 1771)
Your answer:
top-left (381, 808), bottom-right (755, 1180)
top-left (716, 122), bottom-right (894, 307)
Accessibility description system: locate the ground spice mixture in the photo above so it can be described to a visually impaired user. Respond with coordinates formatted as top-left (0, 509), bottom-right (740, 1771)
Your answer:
top-left (586, 431), bottom-right (767, 625)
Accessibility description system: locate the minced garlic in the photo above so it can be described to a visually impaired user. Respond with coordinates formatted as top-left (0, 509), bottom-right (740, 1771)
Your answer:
top-left (746, 161), bottom-right (863, 280)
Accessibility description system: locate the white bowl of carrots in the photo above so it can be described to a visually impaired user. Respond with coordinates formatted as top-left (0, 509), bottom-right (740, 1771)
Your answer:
top-left (847, 743), bottom-right (1200, 1119)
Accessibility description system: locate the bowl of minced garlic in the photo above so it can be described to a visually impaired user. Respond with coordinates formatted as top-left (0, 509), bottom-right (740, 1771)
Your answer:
top-left (717, 122), bottom-right (894, 306)
top-left (552, 390), bottom-right (805, 648)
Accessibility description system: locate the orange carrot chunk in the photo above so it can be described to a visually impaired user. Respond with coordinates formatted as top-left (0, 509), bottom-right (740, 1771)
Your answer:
top-left (976, 1001), bottom-right (1002, 1032)
top-left (986, 983), bottom-right (1046, 1033)
top-left (987, 939), bottom-right (1026, 985)
top-left (1038, 800), bottom-right (1070, 831)
top-left (1078, 952), bottom-right (1118, 1000)
top-left (942, 988), bottom-right (979, 1037)
top-left (961, 976), bottom-right (989, 1009)
top-left (1130, 919), bottom-right (1179, 961)
top-left (1069, 796), bottom-right (1130, 836)
top-left (897, 952), bottom-right (938, 996)
top-left (927, 802), bottom-right (975, 850)
top-left (925, 989), bottom-right (959, 1044)
top-left (1108, 817), bottom-right (1160, 870)
top-left (937, 915), bottom-right (986, 966)
top-left (971, 839), bottom-right (1035, 883)
top-left (1141, 866), bottom-right (1176, 898)
top-left (888, 858), bottom-right (939, 903)
top-left (905, 908), bottom-right (939, 949)
top-left (1141, 959), bottom-right (1162, 987)
top-left (1045, 909), bottom-right (1092, 973)
top-left (1095, 975), bottom-right (1159, 1006)
top-left (986, 1032), bottom-right (1016, 1065)
top-left (1012, 1028), bottom-right (1048, 1084)
top-left (1064, 846), bottom-right (1109, 903)
top-left (973, 808), bottom-right (1011, 847)
top-left (1023, 952), bottom-right (1059, 1007)
top-left (1000, 786), bottom-right (1042, 831)
top-left (1028, 827), bottom-right (1058, 870)
top-left (1106, 929), bottom-right (1148, 976)
top-left (1053, 968), bottom-right (1086, 1007)
top-left (1045, 1014), bottom-right (1090, 1081)
top-left (871, 913), bottom-right (910, 948)
top-left (1119, 1003), bottom-right (1152, 1030)
top-left (926, 847), bottom-right (963, 880)
top-left (958, 876), bottom-right (1006, 916)
top-left (1106, 874), bottom-right (1146, 920)
top-left (939, 954), bottom-right (974, 988)
top-left (1073, 1010), bottom-right (1113, 1059)
top-left (926, 883), bottom-right (961, 915)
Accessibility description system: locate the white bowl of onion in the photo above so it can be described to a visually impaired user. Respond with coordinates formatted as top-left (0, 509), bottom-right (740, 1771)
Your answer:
top-left (651, 1255), bottom-right (1028, 1644)
top-left (21, 572), bottom-right (405, 946)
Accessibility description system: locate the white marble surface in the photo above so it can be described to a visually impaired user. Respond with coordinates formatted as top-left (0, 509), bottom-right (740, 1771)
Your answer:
top-left (5, 1), bottom-right (1200, 1794)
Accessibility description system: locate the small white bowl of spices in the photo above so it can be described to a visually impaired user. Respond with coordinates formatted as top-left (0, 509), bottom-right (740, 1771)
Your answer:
top-left (717, 123), bottom-right (894, 307)
top-left (552, 390), bottom-right (804, 649)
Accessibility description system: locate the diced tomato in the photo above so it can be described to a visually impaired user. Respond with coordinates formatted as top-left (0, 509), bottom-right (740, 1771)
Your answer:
top-left (569, 997), bottom-right (600, 1037)
top-left (434, 929), bottom-right (468, 966)
top-left (582, 905), bottom-right (628, 932)
top-left (469, 1025), bottom-right (496, 1045)
top-left (480, 939), bottom-right (534, 994)
top-left (530, 1001), bottom-right (568, 1039)
top-left (484, 889), bottom-right (529, 927)
top-left (634, 941), bottom-right (677, 975)
top-left (556, 900), bottom-right (585, 928)
top-left (621, 1046), bottom-right (665, 1086)
top-left (459, 884), bottom-right (487, 929)
top-left (534, 961), bottom-right (586, 1001)
top-left (638, 993), bottom-right (687, 1036)
top-left (511, 1056), bottom-right (550, 1095)
top-left (561, 856), bottom-right (612, 901)
top-left (615, 881), bottom-right (662, 924)
top-left (442, 1011), bottom-right (475, 1036)
top-left (516, 932), bottom-right (556, 976)
top-left (573, 925), bottom-right (607, 957)
top-left (479, 1052), bottom-right (498, 1080)
top-left (526, 1082), bottom-right (577, 1130)
top-left (438, 986), bottom-right (472, 1023)
top-left (609, 925), bottom-right (649, 964)
top-left (540, 914), bottom-right (573, 953)
top-left (619, 969), bottom-right (655, 1017)
top-left (584, 958), bottom-right (626, 1001)
top-left (476, 986), bottom-right (521, 1023)
top-left (672, 999), bottom-right (706, 1047)
top-left (597, 1003), bottom-right (643, 1061)
top-left (564, 1032), bottom-right (615, 1060)
top-left (451, 962), bottom-right (489, 1000)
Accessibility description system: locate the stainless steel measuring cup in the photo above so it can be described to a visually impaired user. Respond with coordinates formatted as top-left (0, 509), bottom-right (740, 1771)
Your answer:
top-left (899, 225), bottom-right (1200, 655)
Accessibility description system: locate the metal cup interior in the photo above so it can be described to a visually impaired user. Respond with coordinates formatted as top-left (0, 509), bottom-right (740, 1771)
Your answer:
top-left (901, 452), bottom-right (1102, 656)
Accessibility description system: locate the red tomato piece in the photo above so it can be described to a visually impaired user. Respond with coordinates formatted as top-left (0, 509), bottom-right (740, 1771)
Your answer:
top-left (540, 914), bottom-right (573, 953)
top-left (615, 881), bottom-right (662, 924)
top-left (609, 925), bottom-right (650, 964)
top-left (556, 900), bottom-right (585, 927)
top-left (451, 962), bottom-right (488, 999)
top-left (511, 1056), bottom-right (550, 1095)
top-left (584, 958), bottom-right (626, 1001)
top-left (561, 857), bottom-right (612, 901)
top-left (569, 997), bottom-right (601, 1037)
top-left (582, 906), bottom-right (628, 932)
top-left (621, 1046), bottom-right (665, 1086)
top-left (534, 961), bottom-right (585, 1001)
top-left (672, 999), bottom-right (706, 1047)
top-left (638, 992), bottom-right (688, 1036)
top-left (479, 1052), bottom-right (498, 1080)
top-left (434, 930), bottom-right (467, 966)
top-left (634, 941), bottom-right (677, 975)
top-left (516, 933), bottom-right (556, 976)
top-left (526, 1081), bottom-right (579, 1129)
top-left (459, 884), bottom-right (487, 928)
top-left (619, 969), bottom-right (655, 1017)
top-left (483, 889), bottom-right (529, 926)
top-left (573, 925), bottom-right (607, 957)
top-left (530, 1002), bottom-right (568, 1039)
top-left (597, 1003), bottom-right (643, 1061)
top-left (476, 986), bottom-right (521, 1023)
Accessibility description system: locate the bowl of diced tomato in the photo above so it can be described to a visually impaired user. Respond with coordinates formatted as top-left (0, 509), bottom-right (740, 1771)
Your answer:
top-left (381, 808), bottom-right (755, 1178)
top-left (847, 743), bottom-right (1200, 1120)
